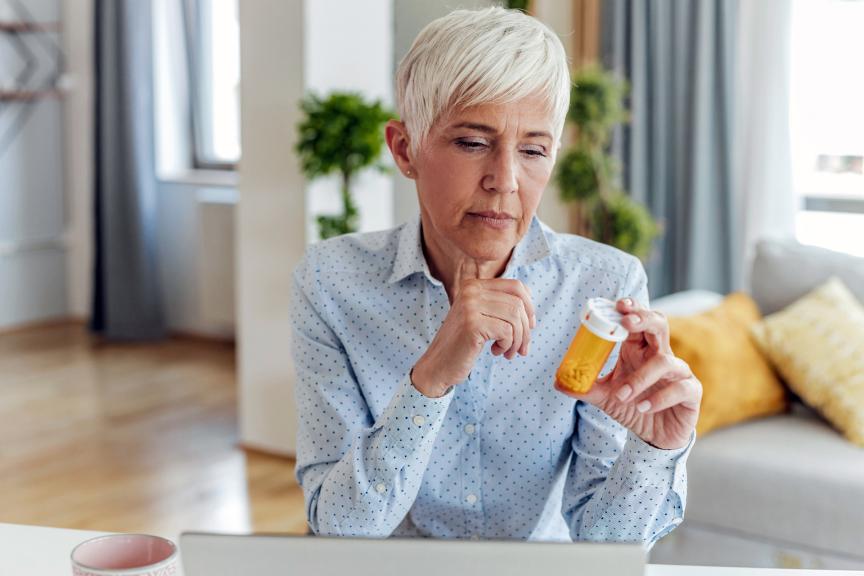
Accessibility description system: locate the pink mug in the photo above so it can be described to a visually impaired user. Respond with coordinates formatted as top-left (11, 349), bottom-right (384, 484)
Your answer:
top-left (71, 534), bottom-right (178, 576)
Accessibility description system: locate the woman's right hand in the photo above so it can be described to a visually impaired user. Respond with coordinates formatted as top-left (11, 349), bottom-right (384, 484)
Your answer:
top-left (411, 261), bottom-right (536, 398)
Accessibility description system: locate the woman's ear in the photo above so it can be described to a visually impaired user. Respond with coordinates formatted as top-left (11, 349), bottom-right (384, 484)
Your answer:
top-left (385, 120), bottom-right (416, 179)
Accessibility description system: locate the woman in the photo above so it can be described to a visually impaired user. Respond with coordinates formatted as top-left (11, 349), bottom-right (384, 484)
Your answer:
top-left (291, 7), bottom-right (701, 546)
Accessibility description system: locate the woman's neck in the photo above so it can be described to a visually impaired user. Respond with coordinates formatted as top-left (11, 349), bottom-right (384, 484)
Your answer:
top-left (419, 218), bottom-right (510, 301)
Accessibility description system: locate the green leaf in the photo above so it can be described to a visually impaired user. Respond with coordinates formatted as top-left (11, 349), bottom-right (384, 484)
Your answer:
top-left (504, 0), bottom-right (531, 11)
top-left (559, 66), bottom-right (660, 260)
top-left (591, 192), bottom-right (660, 261)
top-left (295, 91), bottom-right (396, 181)
top-left (568, 66), bottom-right (629, 148)
top-left (556, 148), bottom-right (600, 202)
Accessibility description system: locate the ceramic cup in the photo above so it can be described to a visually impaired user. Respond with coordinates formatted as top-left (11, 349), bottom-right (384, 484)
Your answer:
top-left (71, 534), bottom-right (178, 576)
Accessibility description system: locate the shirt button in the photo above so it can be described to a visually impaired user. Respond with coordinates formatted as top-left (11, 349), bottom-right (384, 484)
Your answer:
top-left (412, 415), bottom-right (426, 426)
top-left (470, 534), bottom-right (480, 541)
top-left (375, 483), bottom-right (387, 494)
top-left (466, 493), bottom-right (478, 504)
top-left (464, 423), bottom-right (476, 435)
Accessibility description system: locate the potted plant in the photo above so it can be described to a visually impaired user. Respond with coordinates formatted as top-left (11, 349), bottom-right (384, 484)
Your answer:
top-left (556, 67), bottom-right (660, 260)
top-left (296, 92), bottom-right (395, 240)
top-left (505, 0), bottom-right (532, 11)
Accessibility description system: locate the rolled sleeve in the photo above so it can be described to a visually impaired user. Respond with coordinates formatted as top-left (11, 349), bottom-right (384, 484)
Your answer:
top-left (617, 430), bottom-right (693, 509)
top-left (367, 374), bottom-right (453, 474)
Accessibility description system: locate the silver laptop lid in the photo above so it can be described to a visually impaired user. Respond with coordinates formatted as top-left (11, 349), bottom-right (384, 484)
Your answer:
top-left (180, 532), bottom-right (645, 576)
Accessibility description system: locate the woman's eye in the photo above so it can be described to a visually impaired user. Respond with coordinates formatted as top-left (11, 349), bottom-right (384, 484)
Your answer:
top-left (455, 139), bottom-right (488, 151)
top-left (454, 139), bottom-right (547, 158)
top-left (521, 147), bottom-right (547, 158)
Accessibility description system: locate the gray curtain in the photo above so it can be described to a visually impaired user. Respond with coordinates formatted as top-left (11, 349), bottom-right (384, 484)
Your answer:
top-left (602, 0), bottom-right (739, 297)
top-left (91, 0), bottom-right (165, 339)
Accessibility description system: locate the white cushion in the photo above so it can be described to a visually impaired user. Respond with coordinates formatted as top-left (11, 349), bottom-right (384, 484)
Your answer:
top-left (685, 407), bottom-right (864, 558)
top-left (651, 290), bottom-right (724, 317)
top-left (751, 239), bottom-right (864, 315)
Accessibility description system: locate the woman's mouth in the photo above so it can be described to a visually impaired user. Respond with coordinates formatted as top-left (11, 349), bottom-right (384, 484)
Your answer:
top-left (467, 211), bottom-right (516, 230)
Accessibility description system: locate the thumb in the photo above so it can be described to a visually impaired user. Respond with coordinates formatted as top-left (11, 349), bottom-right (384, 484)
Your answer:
top-left (596, 370), bottom-right (615, 387)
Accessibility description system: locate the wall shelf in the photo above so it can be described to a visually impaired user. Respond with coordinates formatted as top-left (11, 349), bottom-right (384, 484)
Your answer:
top-left (0, 21), bottom-right (60, 34)
top-left (0, 89), bottom-right (60, 102)
top-left (0, 2), bottom-right (64, 158)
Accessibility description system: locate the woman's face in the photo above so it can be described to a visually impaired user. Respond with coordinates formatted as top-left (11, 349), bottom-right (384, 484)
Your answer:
top-left (409, 96), bottom-right (558, 266)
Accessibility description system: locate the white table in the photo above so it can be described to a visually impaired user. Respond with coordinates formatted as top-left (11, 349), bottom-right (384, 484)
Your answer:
top-left (3, 523), bottom-right (863, 576)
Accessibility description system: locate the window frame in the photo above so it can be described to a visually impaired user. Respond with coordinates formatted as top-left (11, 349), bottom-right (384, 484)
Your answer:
top-left (802, 196), bottom-right (864, 215)
top-left (190, 0), bottom-right (240, 172)
top-left (790, 0), bottom-right (864, 251)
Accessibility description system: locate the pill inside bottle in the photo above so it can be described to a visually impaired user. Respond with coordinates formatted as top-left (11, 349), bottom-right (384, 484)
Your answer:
top-left (555, 298), bottom-right (629, 395)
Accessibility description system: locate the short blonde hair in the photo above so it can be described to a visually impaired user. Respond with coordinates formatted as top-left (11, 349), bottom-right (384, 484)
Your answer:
top-left (396, 7), bottom-right (571, 156)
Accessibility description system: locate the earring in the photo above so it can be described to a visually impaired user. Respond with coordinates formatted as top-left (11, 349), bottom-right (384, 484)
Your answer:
top-left (406, 169), bottom-right (412, 177)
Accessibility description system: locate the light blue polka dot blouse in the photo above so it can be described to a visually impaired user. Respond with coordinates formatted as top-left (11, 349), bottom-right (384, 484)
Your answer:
top-left (291, 215), bottom-right (693, 547)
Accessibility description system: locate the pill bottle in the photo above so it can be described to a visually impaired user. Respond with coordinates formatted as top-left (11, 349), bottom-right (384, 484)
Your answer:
top-left (555, 298), bottom-right (629, 395)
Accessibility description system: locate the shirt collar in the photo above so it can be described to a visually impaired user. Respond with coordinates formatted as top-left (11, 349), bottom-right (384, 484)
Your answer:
top-left (387, 214), bottom-right (437, 285)
top-left (387, 214), bottom-right (553, 285)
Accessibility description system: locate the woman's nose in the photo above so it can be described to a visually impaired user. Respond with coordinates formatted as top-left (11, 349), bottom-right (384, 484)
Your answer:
top-left (482, 150), bottom-right (518, 194)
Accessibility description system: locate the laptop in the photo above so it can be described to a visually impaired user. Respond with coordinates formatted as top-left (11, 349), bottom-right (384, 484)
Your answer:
top-left (180, 532), bottom-right (646, 576)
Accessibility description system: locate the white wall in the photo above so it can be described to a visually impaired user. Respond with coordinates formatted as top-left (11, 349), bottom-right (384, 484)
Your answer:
top-left (0, 0), bottom-right (67, 329)
top-left (238, 0), bottom-right (394, 456)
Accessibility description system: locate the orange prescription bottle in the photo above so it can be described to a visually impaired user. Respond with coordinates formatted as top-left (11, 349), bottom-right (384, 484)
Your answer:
top-left (555, 298), bottom-right (629, 395)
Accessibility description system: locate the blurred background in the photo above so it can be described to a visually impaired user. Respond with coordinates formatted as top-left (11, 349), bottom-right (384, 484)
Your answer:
top-left (1, 0), bottom-right (862, 570)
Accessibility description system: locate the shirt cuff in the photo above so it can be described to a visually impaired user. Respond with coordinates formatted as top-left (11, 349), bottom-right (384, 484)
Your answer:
top-left (619, 429), bottom-right (695, 498)
top-left (370, 373), bottom-right (454, 462)
top-left (621, 430), bottom-right (696, 503)
top-left (626, 429), bottom-right (696, 458)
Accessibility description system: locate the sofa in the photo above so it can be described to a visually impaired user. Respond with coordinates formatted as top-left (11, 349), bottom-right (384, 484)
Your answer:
top-left (648, 239), bottom-right (864, 570)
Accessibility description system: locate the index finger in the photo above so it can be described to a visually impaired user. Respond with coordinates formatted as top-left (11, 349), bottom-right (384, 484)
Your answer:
top-left (617, 298), bottom-right (671, 353)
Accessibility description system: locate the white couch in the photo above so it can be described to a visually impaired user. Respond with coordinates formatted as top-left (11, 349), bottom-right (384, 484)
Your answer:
top-left (648, 240), bottom-right (864, 570)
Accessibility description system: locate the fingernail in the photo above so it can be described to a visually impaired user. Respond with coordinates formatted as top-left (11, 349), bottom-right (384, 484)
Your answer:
top-left (624, 298), bottom-right (633, 306)
top-left (531, 314), bottom-right (537, 328)
top-left (616, 385), bottom-right (632, 401)
top-left (629, 315), bottom-right (641, 324)
top-left (637, 400), bottom-right (651, 413)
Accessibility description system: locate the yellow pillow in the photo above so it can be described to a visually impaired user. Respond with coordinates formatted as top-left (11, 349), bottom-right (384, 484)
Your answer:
top-left (669, 293), bottom-right (789, 436)
top-left (751, 278), bottom-right (864, 446)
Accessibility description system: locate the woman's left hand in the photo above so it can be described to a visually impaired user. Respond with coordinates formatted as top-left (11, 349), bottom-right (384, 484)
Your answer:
top-left (561, 298), bottom-right (702, 450)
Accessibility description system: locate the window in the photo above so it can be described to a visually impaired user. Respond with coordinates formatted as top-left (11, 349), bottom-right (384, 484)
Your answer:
top-left (193, 0), bottom-right (241, 168)
top-left (790, 0), bottom-right (864, 257)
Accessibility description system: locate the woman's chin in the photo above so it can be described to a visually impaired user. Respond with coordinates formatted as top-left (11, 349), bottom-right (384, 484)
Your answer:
top-left (459, 238), bottom-right (516, 263)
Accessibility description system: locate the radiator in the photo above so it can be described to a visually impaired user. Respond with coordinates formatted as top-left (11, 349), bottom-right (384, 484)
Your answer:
top-left (196, 188), bottom-right (236, 332)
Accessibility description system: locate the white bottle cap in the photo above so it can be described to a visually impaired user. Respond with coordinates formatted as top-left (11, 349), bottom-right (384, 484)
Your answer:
top-left (580, 298), bottom-right (629, 342)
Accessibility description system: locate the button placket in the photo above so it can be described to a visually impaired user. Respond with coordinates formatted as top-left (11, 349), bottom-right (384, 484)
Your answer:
top-left (462, 418), bottom-right (484, 538)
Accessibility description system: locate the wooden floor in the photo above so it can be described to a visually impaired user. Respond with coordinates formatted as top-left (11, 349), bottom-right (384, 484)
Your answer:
top-left (0, 323), bottom-right (308, 537)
